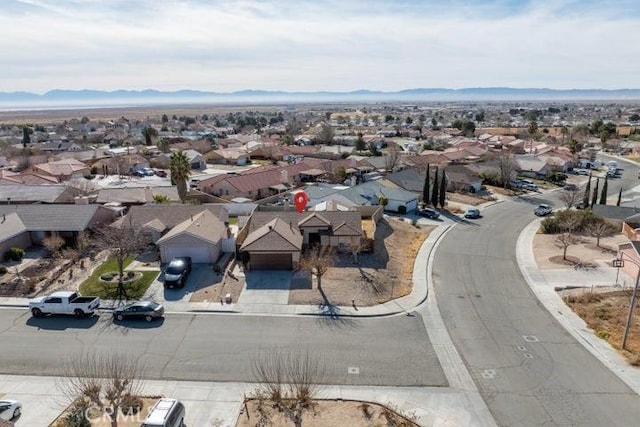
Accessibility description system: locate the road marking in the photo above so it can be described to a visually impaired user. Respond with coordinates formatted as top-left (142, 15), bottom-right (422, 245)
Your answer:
top-left (523, 335), bottom-right (539, 342)
top-left (348, 367), bottom-right (359, 375)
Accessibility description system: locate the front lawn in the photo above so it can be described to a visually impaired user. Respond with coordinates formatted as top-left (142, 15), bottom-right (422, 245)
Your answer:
top-left (79, 256), bottom-right (158, 300)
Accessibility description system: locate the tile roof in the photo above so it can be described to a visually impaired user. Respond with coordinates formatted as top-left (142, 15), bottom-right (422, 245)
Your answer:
top-left (32, 158), bottom-right (88, 176)
top-left (156, 209), bottom-right (226, 245)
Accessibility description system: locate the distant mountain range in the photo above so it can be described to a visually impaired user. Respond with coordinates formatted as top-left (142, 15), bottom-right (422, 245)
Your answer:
top-left (1, 87), bottom-right (640, 109)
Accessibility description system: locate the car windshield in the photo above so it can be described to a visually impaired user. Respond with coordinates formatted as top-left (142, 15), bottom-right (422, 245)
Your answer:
top-left (166, 264), bottom-right (184, 274)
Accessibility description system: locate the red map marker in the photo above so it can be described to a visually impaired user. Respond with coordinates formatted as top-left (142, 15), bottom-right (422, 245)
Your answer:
top-left (294, 192), bottom-right (308, 213)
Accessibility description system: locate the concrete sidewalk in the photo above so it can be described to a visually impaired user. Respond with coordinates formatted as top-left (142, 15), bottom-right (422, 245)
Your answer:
top-left (0, 225), bottom-right (451, 318)
top-left (1, 374), bottom-right (495, 427)
top-left (517, 218), bottom-right (640, 395)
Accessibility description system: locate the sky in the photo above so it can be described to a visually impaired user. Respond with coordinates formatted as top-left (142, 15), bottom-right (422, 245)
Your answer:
top-left (1, 0), bottom-right (639, 93)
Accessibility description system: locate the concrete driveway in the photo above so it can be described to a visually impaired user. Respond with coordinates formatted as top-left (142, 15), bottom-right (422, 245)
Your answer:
top-left (237, 270), bottom-right (292, 305)
top-left (144, 264), bottom-right (221, 303)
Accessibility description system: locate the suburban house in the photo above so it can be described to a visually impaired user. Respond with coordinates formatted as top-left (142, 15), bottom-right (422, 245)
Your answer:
top-left (0, 204), bottom-right (116, 258)
top-left (593, 205), bottom-right (639, 230)
top-left (335, 181), bottom-right (418, 213)
top-left (197, 163), bottom-right (319, 200)
top-left (238, 210), bottom-right (363, 270)
top-left (206, 148), bottom-right (249, 165)
top-left (0, 184), bottom-right (82, 204)
top-left (444, 164), bottom-right (483, 193)
top-left (183, 149), bottom-right (207, 170)
top-left (30, 158), bottom-right (90, 181)
top-left (114, 204), bottom-right (232, 263)
top-left (96, 186), bottom-right (181, 205)
top-left (156, 210), bottom-right (228, 263)
top-left (0, 170), bottom-right (59, 185)
top-left (380, 168), bottom-right (425, 194)
top-left (514, 155), bottom-right (549, 178)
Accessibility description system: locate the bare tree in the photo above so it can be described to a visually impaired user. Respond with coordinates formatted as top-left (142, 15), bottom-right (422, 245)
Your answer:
top-left (93, 222), bottom-right (151, 300)
top-left (496, 151), bottom-right (517, 188)
top-left (554, 232), bottom-right (581, 260)
top-left (384, 144), bottom-right (401, 172)
top-left (251, 348), bottom-right (325, 427)
top-left (58, 351), bottom-right (145, 427)
top-left (42, 234), bottom-right (65, 258)
top-left (298, 246), bottom-right (334, 292)
top-left (586, 220), bottom-right (616, 247)
top-left (558, 186), bottom-right (582, 210)
top-left (348, 237), bottom-right (365, 264)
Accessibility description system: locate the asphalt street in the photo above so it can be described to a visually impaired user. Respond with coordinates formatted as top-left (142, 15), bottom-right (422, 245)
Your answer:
top-left (432, 157), bottom-right (640, 427)
top-left (0, 309), bottom-right (447, 387)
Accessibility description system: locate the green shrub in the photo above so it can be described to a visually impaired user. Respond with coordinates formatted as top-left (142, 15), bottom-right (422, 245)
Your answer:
top-left (597, 330), bottom-right (610, 340)
top-left (120, 394), bottom-right (143, 415)
top-left (0, 265), bottom-right (6, 275)
top-left (62, 400), bottom-right (91, 427)
top-left (4, 247), bottom-right (25, 262)
top-left (539, 209), bottom-right (599, 234)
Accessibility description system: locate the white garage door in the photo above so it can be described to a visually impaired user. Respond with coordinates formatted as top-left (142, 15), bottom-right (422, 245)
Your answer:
top-left (163, 246), bottom-right (211, 263)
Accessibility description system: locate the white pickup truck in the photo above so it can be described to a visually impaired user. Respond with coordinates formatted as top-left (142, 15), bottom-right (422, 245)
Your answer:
top-left (29, 291), bottom-right (100, 318)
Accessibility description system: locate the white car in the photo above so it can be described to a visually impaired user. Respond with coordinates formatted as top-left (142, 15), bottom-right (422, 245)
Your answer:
top-left (0, 399), bottom-right (21, 421)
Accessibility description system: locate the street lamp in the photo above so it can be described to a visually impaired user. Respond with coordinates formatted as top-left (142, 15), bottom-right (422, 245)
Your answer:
top-left (614, 254), bottom-right (640, 350)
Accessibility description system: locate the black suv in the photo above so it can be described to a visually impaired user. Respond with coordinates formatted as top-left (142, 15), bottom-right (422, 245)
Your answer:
top-left (163, 257), bottom-right (192, 289)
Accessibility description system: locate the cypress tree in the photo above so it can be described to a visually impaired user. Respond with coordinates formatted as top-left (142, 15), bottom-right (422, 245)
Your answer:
top-left (617, 188), bottom-right (623, 206)
top-left (583, 174), bottom-right (591, 208)
top-left (423, 164), bottom-right (430, 206)
top-left (599, 176), bottom-right (608, 205)
top-left (431, 166), bottom-right (439, 207)
top-left (591, 177), bottom-right (599, 209)
top-left (439, 169), bottom-right (447, 208)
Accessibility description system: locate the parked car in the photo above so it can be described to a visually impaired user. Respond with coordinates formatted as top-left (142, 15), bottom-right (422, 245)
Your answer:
top-left (141, 398), bottom-right (185, 427)
top-left (522, 183), bottom-right (539, 192)
top-left (416, 207), bottom-right (440, 219)
top-left (29, 291), bottom-right (100, 318)
top-left (113, 301), bottom-right (164, 322)
top-left (563, 183), bottom-right (577, 191)
top-left (163, 257), bottom-right (192, 289)
top-left (154, 169), bottom-right (167, 177)
top-left (0, 399), bottom-right (21, 421)
top-left (534, 204), bottom-right (553, 216)
top-left (464, 208), bottom-right (481, 219)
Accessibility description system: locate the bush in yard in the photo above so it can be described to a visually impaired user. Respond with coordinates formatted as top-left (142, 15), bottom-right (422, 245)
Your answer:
top-left (539, 209), bottom-right (598, 234)
top-left (61, 400), bottom-right (91, 427)
top-left (0, 265), bottom-right (6, 275)
top-left (4, 247), bottom-right (25, 262)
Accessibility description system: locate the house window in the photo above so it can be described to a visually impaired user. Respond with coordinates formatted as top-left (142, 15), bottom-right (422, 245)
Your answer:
top-left (225, 190), bottom-right (229, 195)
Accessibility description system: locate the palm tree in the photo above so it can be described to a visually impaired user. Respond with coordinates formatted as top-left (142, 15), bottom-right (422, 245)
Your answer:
top-left (170, 151), bottom-right (191, 202)
top-left (142, 126), bottom-right (158, 146)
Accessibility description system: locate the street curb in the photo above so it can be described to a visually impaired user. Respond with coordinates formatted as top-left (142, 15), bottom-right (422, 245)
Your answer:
top-left (516, 218), bottom-right (640, 395)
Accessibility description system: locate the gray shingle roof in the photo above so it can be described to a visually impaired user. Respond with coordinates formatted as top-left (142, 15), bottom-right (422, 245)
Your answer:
top-left (0, 184), bottom-right (74, 203)
top-left (119, 204), bottom-right (229, 229)
top-left (240, 217), bottom-right (303, 252)
top-left (0, 204), bottom-right (104, 231)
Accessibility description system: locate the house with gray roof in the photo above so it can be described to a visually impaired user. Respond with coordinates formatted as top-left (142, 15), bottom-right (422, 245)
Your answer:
top-left (0, 184), bottom-right (80, 204)
top-left (335, 181), bottom-right (418, 213)
top-left (0, 204), bottom-right (115, 258)
top-left (238, 210), bottom-right (363, 270)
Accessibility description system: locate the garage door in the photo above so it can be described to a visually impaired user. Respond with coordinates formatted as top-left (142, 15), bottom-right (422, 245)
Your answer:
top-left (163, 246), bottom-right (211, 264)
top-left (250, 253), bottom-right (292, 270)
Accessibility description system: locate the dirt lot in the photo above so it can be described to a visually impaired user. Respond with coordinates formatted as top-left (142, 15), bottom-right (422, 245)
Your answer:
top-left (236, 399), bottom-right (418, 427)
top-left (288, 218), bottom-right (433, 307)
top-left (532, 231), bottom-right (640, 364)
top-left (533, 233), bottom-right (627, 270)
top-left (563, 289), bottom-right (640, 365)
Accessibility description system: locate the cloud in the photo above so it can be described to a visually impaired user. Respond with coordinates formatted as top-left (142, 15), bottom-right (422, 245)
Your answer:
top-left (1, 0), bottom-right (639, 92)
